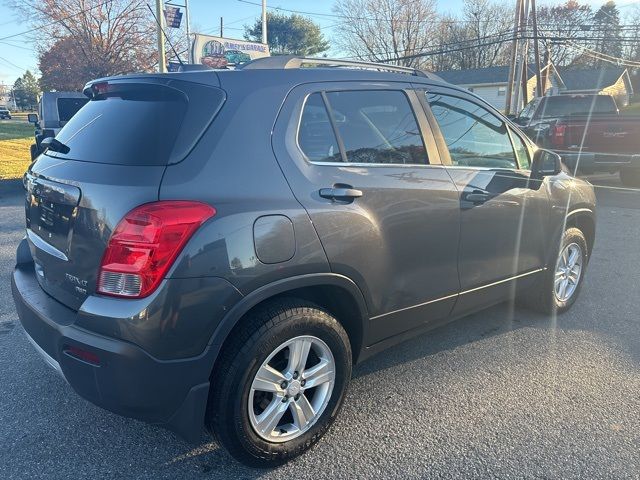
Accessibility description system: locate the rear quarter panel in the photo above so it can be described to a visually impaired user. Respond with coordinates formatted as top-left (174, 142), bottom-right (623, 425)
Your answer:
top-left (160, 72), bottom-right (331, 294)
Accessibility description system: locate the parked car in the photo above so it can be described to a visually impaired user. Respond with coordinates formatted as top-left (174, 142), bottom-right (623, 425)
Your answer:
top-left (201, 54), bottom-right (228, 69)
top-left (12, 56), bottom-right (596, 467)
top-left (513, 94), bottom-right (640, 186)
top-left (0, 105), bottom-right (11, 119)
top-left (224, 49), bottom-right (251, 65)
top-left (28, 91), bottom-right (89, 160)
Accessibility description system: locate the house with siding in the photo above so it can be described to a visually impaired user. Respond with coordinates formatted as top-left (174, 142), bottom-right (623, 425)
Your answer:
top-left (556, 67), bottom-right (634, 107)
top-left (436, 64), bottom-right (564, 112)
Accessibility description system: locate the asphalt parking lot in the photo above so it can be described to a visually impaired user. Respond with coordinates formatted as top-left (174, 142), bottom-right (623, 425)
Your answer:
top-left (1, 175), bottom-right (639, 479)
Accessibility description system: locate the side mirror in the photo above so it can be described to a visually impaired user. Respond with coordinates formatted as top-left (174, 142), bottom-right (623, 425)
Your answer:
top-left (40, 137), bottom-right (70, 154)
top-left (27, 113), bottom-right (38, 123)
top-left (531, 149), bottom-right (562, 178)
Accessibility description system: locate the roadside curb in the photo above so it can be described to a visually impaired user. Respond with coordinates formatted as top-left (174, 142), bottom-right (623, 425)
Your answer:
top-left (0, 179), bottom-right (24, 197)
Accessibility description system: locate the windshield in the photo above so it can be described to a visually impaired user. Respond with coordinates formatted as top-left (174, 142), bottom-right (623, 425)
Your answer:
top-left (537, 95), bottom-right (617, 118)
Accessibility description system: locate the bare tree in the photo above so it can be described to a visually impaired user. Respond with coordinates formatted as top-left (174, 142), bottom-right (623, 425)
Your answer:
top-left (434, 0), bottom-right (513, 70)
top-left (536, 0), bottom-right (594, 67)
top-left (332, 0), bottom-right (439, 67)
top-left (8, 0), bottom-right (184, 84)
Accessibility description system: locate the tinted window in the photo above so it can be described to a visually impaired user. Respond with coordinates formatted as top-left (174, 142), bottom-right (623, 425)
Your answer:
top-left (50, 82), bottom-right (225, 166)
top-left (325, 90), bottom-right (428, 165)
top-left (298, 93), bottom-right (341, 162)
top-left (57, 98), bottom-right (89, 122)
top-left (537, 95), bottom-right (617, 118)
top-left (427, 93), bottom-right (517, 169)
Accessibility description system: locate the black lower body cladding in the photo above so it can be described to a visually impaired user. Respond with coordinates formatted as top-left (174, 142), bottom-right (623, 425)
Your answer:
top-left (11, 240), bottom-right (243, 441)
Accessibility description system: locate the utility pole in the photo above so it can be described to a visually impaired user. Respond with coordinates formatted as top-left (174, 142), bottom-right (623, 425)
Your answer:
top-left (541, 43), bottom-right (551, 94)
top-left (531, 0), bottom-right (543, 97)
top-left (220, 17), bottom-right (224, 37)
top-left (185, 0), bottom-right (191, 63)
top-left (261, 0), bottom-right (267, 44)
top-left (505, 0), bottom-right (523, 115)
top-left (512, 0), bottom-right (530, 113)
top-left (155, 0), bottom-right (167, 73)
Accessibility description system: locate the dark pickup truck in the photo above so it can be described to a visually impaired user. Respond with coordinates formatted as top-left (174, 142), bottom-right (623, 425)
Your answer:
top-left (513, 94), bottom-right (640, 186)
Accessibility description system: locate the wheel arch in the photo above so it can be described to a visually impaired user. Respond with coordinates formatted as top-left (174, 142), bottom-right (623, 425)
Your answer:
top-left (565, 208), bottom-right (596, 258)
top-left (207, 273), bottom-right (370, 369)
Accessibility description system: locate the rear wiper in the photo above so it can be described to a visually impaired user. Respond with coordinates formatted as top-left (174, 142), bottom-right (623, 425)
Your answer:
top-left (41, 137), bottom-right (70, 154)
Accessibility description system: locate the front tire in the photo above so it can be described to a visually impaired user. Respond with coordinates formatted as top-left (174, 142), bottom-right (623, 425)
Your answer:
top-left (206, 299), bottom-right (352, 467)
top-left (523, 227), bottom-right (588, 315)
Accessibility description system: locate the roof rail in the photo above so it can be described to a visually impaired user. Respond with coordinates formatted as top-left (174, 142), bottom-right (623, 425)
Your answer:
top-left (237, 55), bottom-right (442, 80)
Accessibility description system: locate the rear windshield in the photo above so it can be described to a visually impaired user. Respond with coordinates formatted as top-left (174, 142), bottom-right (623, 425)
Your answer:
top-left (537, 96), bottom-right (617, 118)
top-left (57, 97), bottom-right (89, 122)
top-left (49, 80), bottom-right (225, 166)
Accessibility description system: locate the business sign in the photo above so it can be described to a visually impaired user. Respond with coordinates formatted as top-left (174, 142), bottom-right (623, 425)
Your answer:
top-left (191, 34), bottom-right (270, 68)
top-left (164, 6), bottom-right (183, 29)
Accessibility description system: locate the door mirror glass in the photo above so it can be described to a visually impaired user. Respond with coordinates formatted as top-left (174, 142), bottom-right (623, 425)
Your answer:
top-left (27, 113), bottom-right (38, 123)
top-left (531, 149), bottom-right (562, 178)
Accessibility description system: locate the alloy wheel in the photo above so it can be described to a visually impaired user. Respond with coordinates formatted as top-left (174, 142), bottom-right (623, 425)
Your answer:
top-left (554, 242), bottom-right (583, 302)
top-left (248, 335), bottom-right (336, 443)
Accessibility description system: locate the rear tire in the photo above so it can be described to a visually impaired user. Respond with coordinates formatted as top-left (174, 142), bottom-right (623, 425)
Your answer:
top-left (206, 299), bottom-right (352, 467)
top-left (620, 167), bottom-right (640, 188)
top-left (521, 227), bottom-right (588, 315)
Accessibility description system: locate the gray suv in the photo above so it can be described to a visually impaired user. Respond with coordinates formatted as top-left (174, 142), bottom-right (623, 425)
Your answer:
top-left (12, 57), bottom-right (596, 467)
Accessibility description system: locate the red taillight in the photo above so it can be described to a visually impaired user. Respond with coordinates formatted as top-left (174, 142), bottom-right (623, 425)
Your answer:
top-left (64, 345), bottom-right (101, 365)
top-left (97, 201), bottom-right (216, 298)
top-left (551, 123), bottom-right (566, 148)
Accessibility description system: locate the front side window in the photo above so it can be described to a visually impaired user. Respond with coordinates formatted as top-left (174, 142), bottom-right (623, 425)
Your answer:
top-left (426, 93), bottom-right (518, 169)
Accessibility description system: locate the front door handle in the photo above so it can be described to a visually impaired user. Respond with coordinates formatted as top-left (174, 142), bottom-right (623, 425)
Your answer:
top-left (319, 186), bottom-right (363, 201)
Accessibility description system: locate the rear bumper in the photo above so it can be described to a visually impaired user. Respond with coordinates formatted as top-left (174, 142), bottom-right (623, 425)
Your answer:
top-left (11, 261), bottom-right (217, 443)
top-left (555, 151), bottom-right (640, 172)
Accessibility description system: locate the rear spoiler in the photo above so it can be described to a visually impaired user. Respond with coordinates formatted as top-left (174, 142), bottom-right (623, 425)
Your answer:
top-left (82, 78), bottom-right (187, 101)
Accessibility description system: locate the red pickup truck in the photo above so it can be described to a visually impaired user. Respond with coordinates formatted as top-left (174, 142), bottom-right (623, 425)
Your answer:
top-left (513, 94), bottom-right (640, 187)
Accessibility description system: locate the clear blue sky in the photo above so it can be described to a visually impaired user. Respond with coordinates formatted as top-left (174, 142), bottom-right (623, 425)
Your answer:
top-left (0, 0), bottom-right (635, 87)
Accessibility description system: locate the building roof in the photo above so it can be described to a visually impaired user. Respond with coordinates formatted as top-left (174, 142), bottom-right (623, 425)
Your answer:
top-left (436, 64), bottom-right (550, 86)
top-left (556, 67), bottom-right (627, 91)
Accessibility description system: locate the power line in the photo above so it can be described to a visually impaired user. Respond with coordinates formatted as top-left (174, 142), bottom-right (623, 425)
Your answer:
top-left (0, 55), bottom-right (28, 72)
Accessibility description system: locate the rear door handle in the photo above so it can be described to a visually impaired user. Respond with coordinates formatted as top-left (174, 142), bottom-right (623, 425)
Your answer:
top-left (319, 186), bottom-right (363, 201)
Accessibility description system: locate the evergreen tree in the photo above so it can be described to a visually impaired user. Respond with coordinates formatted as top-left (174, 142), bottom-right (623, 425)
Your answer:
top-left (12, 71), bottom-right (39, 109)
top-left (592, 1), bottom-right (623, 66)
top-left (245, 13), bottom-right (330, 56)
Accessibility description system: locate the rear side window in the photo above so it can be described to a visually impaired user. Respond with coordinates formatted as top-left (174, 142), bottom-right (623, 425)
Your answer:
top-left (49, 81), bottom-right (225, 166)
top-left (297, 90), bottom-right (428, 165)
top-left (427, 93), bottom-right (518, 169)
top-left (57, 98), bottom-right (89, 123)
